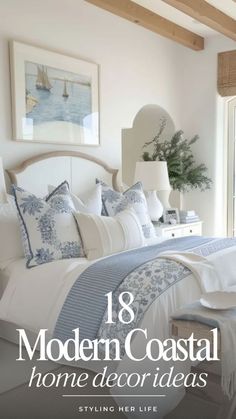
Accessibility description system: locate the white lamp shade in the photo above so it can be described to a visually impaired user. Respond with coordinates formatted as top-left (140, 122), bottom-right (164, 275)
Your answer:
top-left (0, 157), bottom-right (7, 203)
top-left (134, 161), bottom-right (171, 191)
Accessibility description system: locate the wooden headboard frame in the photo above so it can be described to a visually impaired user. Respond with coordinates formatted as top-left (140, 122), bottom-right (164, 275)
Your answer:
top-left (6, 151), bottom-right (122, 192)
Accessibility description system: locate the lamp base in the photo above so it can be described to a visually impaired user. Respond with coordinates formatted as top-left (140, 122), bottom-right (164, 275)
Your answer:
top-left (145, 190), bottom-right (163, 221)
top-left (157, 190), bottom-right (171, 209)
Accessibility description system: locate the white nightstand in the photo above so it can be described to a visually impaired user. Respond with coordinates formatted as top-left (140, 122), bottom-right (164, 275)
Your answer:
top-left (154, 221), bottom-right (203, 239)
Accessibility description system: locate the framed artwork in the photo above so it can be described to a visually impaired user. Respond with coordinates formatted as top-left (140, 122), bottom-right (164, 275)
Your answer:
top-left (163, 208), bottom-right (180, 224)
top-left (10, 41), bottom-right (99, 146)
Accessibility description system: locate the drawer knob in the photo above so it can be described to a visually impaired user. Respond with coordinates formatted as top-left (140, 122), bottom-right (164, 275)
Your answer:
top-left (190, 229), bottom-right (193, 233)
top-left (172, 233), bottom-right (175, 237)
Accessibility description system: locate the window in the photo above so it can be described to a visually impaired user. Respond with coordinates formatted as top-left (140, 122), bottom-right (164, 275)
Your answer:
top-left (228, 99), bottom-right (236, 237)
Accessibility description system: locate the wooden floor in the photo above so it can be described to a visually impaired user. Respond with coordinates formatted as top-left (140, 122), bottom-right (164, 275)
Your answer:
top-left (1, 367), bottom-right (236, 419)
top-left (0, 365), bottom-right (127, 419)
top-left (166, 393), bottom-right (236, 419)
top-left (1, 339), bottom-right (236, 419)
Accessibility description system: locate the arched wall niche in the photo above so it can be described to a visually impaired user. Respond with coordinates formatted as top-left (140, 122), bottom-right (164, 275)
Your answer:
top-left (122, 104), bottom-right (175, 186)
top-left (122, 104), bottom-right (181, 208)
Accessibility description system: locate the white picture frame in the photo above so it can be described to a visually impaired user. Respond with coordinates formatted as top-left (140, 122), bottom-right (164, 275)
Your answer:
top-left (10, 41), bottom-right (100, 146)
top-left (163, 208), bottom-right (180, 224)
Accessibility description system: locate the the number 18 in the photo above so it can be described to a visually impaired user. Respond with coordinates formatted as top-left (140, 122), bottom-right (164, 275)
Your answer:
top-left (105, 291), bottom-right (135, 324)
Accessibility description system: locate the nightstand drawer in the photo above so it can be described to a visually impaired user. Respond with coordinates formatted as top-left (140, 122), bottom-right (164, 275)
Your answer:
top-left (154, 221), bottom-right (203, 238)
top-left (182, 223), bottom-right (202, 236)
top-left (162, 228), bottom-right (182, 239)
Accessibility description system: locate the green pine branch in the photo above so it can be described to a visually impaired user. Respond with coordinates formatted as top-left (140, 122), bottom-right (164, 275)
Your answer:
top-left (141, 119), bottom-right (212, 192)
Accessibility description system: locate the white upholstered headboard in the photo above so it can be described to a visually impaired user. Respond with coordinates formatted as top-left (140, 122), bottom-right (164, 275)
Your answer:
top-left (6, 151), bottom-right (122, 196)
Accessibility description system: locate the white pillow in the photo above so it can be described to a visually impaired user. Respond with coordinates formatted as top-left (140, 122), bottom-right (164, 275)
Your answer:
top-left (0, 195), bottom-right (24, 269)
top-left (48, 183), bottom-right (102, 215)
top-left (75, 208), bottom-right (145, 260)
top-left (13, 182), bottom-right (84, 268)
top-left (97, 180), bottom-right (156, 239)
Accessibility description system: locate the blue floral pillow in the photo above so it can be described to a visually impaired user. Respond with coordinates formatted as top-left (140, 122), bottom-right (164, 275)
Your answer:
top-left (97, 180), bottom-right (156, 239)
top-left (13, 181), bottom-right (84, 268)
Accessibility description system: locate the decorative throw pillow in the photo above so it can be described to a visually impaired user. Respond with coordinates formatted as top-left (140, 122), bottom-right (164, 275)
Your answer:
top-left (0, 195), bottom-right (24, 269)
top-left (13, 181), bottom-right (84, 268)
top-left (75, 208), bottom-right (144, 260)
top-left (48, 183), bottom-right (102, 215)
top-left (97, 180), bottom-right (156, 239)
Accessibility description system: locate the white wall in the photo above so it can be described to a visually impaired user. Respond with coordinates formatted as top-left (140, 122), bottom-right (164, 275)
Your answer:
top-left (0, 0), bottom-right (184, 172)
top-left (177, 36), bottom-right (236, 236)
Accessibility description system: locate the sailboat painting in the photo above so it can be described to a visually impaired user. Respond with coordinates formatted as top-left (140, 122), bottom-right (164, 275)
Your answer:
top-left (35, 65), bottom-right (52, 91)
top-left (62, 79), bottom-right (69, 98)
top-left (11, 41), bottom-right (99, 145)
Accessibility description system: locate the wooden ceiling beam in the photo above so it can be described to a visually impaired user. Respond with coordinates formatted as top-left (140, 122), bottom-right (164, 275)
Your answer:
top-left (163, 0), bottom-right (236, 41)
top-left (85, 0), bottom-right (204, 51)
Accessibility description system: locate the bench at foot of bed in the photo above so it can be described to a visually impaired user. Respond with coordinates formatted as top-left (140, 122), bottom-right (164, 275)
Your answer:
top-left (171, 320), bottom-right (236, 419)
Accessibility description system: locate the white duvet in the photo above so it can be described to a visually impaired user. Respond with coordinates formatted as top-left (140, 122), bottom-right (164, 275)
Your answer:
top-left (0, 242), bottom-right (236, 418)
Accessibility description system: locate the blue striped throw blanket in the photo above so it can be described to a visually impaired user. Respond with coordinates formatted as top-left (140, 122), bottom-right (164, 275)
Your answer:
top-left (54, 236), bottom-right (218, 343)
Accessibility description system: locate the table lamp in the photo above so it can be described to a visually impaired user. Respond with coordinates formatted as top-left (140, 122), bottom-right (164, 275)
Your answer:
top-left (134, 161), bottom-right (171, 221)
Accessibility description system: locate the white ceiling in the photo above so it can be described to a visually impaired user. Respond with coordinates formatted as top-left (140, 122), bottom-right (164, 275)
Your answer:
top-left (133, 0), bottom-right (236, 37)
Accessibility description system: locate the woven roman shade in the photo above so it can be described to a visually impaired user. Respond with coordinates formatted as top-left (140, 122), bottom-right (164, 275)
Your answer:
top-left (218, 50), bottom-right (236, 97)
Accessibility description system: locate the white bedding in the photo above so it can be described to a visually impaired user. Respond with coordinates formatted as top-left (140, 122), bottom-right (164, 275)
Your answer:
top-left (0, 257), bottom-right (91, 334)
top-left (0, 266), bottom-right (12, 299)
top-left (0, 236), bottom-right (164, 333)
top-left (0, 241), bottom-right (236, 418)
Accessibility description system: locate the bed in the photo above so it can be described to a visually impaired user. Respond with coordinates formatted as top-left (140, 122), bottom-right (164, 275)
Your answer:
top-left (0, 151), bottom-right (236, 419)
